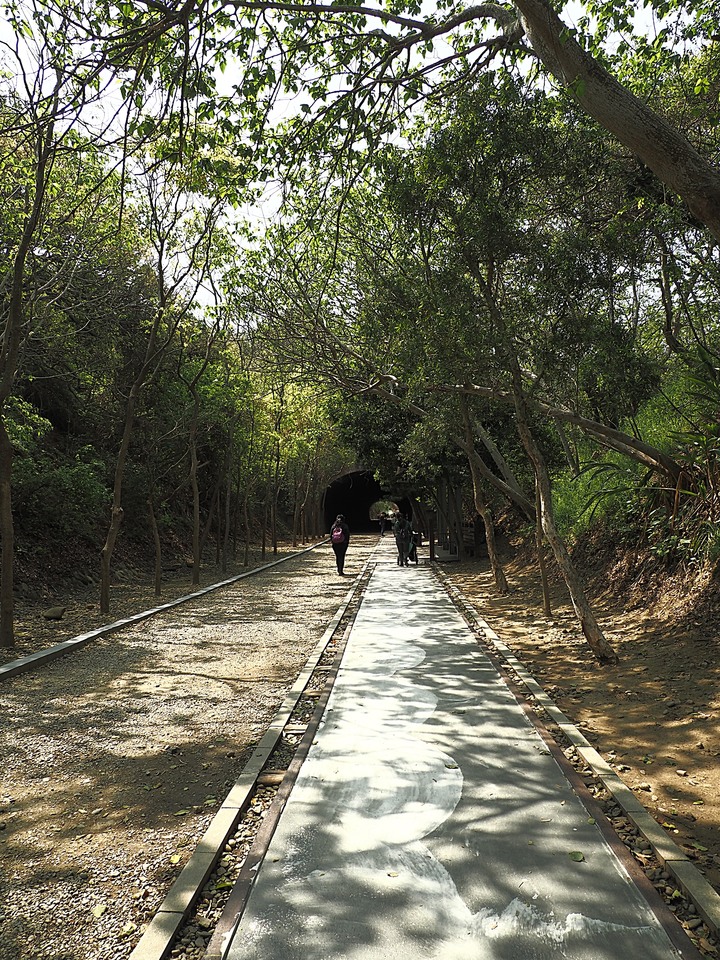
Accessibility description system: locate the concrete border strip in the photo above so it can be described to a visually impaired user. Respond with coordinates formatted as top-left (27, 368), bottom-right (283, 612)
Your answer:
top-left (1, 542), bottom-right (327, 682)
top-left (437, 572), bottom-right (720, 940)
top-left (205, 605), bottom-right (360, 960)
top-left (128, 553), bottom-right (377, 960)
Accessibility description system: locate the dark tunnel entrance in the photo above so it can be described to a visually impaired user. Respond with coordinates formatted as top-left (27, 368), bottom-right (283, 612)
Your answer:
top-left (323, 471), bottom-right (412, 533)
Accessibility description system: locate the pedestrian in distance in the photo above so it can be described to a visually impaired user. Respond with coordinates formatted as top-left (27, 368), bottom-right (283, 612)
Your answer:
top-left (407, 529), bottom-right (421, 564)
top-left (330, 514), bottom-right (350, 575)
top-left (379, 515), bottom-right (386, 537)
top-left (392, 512), bottom-right (413, 567)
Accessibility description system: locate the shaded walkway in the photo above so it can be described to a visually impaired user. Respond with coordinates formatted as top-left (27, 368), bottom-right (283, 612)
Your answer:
top-left (222, 539), bottom-right (693, 959)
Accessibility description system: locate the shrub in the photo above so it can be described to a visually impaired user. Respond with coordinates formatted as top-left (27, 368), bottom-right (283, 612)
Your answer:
top-left (13, 446), bottom-right (110, 541)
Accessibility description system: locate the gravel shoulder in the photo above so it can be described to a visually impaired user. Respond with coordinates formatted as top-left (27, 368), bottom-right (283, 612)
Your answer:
top-left (5, 536), bottom-right (717, 960)
top-left (0, 539), bottom-right (376, 960)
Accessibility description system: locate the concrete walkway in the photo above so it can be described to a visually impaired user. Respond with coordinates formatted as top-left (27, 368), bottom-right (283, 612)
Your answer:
top-left (222, 540), bottom-right (691, 960)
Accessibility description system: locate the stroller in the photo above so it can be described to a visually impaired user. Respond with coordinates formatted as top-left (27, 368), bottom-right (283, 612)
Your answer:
top-left (407, 531), bottom-right (421, 565)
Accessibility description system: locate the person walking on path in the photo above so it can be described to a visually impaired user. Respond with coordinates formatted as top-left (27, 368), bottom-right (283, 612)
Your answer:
top-left (392, 512), bottom-right (413, 566)
top-left (330, 514), bottom-right (350, 575)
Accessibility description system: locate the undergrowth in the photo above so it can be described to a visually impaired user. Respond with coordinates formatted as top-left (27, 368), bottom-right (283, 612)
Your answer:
top-left (552, 362), bottom-right (720, 570)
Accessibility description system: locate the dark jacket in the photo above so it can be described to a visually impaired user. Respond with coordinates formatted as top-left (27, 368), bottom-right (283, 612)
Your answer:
top-left (393, 516), bottom-right (412, 543)
top-left (331, 520), bottom-right (350, 547)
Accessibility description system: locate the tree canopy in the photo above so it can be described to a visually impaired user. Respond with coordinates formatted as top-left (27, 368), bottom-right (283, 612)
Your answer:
top-left (2, 0), bottom-right (720, 658)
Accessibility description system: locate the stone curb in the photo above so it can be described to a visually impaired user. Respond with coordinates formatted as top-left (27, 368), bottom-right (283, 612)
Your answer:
top-left (439, 575), bottom-right (720, 940)
top-left (128, 555), bottom-right (375, 960)
top-left (1, 543), bottom-right (326, 683)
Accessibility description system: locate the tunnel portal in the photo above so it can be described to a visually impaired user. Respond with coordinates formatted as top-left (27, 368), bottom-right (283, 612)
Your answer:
top-left (323, 471), bottom-right (412, 533)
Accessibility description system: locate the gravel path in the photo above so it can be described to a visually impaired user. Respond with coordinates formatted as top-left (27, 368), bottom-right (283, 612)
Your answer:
top-left (0, 539), bottom-right (377, 960)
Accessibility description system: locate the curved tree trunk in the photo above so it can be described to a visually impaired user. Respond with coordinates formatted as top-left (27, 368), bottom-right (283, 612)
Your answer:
top-left (473, 477), bottom-right (509, 596)
top-left (462, 431), bottom-right (535, 517)
top-left (513, 0), bottom-right (720, 241)
top-left (474, 419), bottom-right (533, 508)
top-left (471, 266), bottom-right (618, 664)
top-left (535, 476), bottom-right (552, 618)
top-left (512, 373), bottom-right (617, 662)
top-left (434, 382), bottom-right (683, 483)
top-left (100, 506), bottom-right (124, 614)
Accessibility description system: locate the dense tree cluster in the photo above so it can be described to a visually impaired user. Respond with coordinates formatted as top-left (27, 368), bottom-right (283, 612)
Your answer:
top-left (239, 70), bottom-right (720, 662)
top-left (1, 0), bottom-right (720, 660)
top-left (0, 110), bottom-right (352, 645)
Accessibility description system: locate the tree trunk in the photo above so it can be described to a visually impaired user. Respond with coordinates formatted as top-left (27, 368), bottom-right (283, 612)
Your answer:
top-left (462, 429), bottom-right (535, 517)
top-left (199, 481), bottom-right (221, 569)
top-left (224, 415), bottom-right (239, 572)
top-left (261, 485), bottom-right (268, 560)
top-left (243, 491), bottom-right (251, 566)
top-left (292, 471), bottom-right (302, 547)
top-left (513, 379), bottom-right (616, 663)
top-left (300, 470), bottom-right (314, 544)
top-left (148, 492), bottom-right (163, 598)
top-left (435, 383), bottom-right (683, 483)
top-left (471, 265), bottom-right (617, 663)
top-left (513, 0), bottom-right (720, 242)
top-left (223, 461), bottom-right (233, 574)
top-left (554, 418), bottom-right (580, 477)
top-left (474, 485), bottom-right (509, 596)
top-left (189, 420), bottom-right (201, 587)
top-left (272, 442), bottom-right (280, 556)
top-left (100, 388), bottom-right (139, 614)
top-left (435, 481), bottom-right (451, 551)
top-left (535, 476), bottom-right (552, 618)
top-left (232, 462), bottom-right (243, 562)
top-left (0, 419), bottom-right (15, 648)
top-left (475, 419), bottom-right (532, 510)
top-left (449, 484), bottom-right (465, 559)
top-left (100, 506), bottom-right (123, 614)
top-left (428, 511), bottom-right (436, 561)
top-left (215, 491), bottom-right (222, 566)
top-left (458, 402), bottom-right (509, 594)
top-left (272, 497), bottom-right (278, 555)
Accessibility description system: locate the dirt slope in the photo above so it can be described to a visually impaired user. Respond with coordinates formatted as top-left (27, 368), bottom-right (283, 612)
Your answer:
top-left (445, 548), bottom-right (720, 898)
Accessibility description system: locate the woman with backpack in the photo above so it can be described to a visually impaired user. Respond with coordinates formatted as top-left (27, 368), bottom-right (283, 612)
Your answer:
top-left (330, 514), bottom-right (350, 575)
